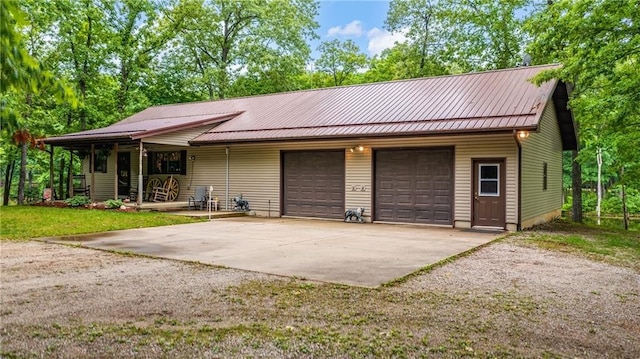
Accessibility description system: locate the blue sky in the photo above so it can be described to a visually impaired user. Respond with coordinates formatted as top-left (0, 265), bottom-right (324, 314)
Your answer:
top-left (312, 0), bottom-right (406, 59)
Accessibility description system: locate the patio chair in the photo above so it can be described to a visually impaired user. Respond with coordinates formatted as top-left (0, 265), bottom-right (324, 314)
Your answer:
top-left (188, 186), bottom-right (208, 210)
top-left (72, 174), bottom-right (90, 197)
top-left (152, 176), bottom-right (175, 202)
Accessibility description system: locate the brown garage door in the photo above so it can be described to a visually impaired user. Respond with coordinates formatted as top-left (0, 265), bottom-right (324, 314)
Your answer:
top-left (282, 150), bottom-right (345, 219)
top-left (374, 148), bottom-right (453, 224)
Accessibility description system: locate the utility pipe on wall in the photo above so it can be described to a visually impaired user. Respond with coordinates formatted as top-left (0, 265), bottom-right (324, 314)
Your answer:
top-left (225, 147), bottom-right (230, 210)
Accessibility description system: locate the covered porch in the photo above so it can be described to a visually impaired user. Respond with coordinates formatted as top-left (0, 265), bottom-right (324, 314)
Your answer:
top-left (41, 109), bottom-right (238, 207)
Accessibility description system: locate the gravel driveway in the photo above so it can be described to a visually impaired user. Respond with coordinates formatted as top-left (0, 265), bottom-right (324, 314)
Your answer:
top-left (2, 239), bottom-right (639, 358)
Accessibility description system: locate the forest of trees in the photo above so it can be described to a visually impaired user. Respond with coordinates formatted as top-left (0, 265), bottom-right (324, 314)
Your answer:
top-left (1, 0), bottom-right (638, 222)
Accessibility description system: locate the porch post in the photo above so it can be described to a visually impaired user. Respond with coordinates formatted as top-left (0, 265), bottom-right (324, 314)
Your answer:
top-left (137, 141), bottom-right (144, 205)
top-left (114, 143), bottom-right (119, 199)
top-left (90, 144), bottom-right (95, 201)
top-left (49, 145), bottom-right (54, 198)
top-left (69, 147), bottom-right (74, 197)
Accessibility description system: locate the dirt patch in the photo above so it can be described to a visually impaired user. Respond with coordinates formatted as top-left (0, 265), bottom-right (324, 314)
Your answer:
top-left (1, 239), bottom-right (638, 358)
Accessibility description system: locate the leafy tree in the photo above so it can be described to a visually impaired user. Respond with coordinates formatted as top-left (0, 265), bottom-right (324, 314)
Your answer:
top-left (385, 0), bottom-right (531, 75)
top-left (364, 42), bottom-right (449, 83)
top-left (526, 0), bottom-right (640, 226)
top-left (1, 0), bottom-right (76, 204)
top-left (440, 0), bottom-right (529, 70)
top-left (315, 39), bottom-right (367, 87)
top-left (0, 0), bottom-right (73, 134)
top-left (104, 0), bottom-right (178, 115)
top-left (52, 0), bottom-right (112, 131)
top-left (385, 0), bottom-right (445, 77)
top-left (171, 0), bottom-right (319, 99)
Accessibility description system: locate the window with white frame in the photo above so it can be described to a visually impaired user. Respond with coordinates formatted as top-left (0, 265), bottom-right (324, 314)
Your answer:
top-left (479, 164), bottom-right (500, 196)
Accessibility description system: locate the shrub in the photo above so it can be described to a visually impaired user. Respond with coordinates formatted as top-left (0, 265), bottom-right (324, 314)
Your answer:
top-left (64, 195), bottom-right (91, 207)
top-left (104, 199), bottom-right (125, 209)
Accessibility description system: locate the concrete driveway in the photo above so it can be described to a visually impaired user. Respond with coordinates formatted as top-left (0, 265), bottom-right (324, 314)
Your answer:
top-left (48, 217), bottom-right (503, 287)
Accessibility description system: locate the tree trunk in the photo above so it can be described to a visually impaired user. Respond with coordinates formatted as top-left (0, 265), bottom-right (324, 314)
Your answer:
top-left (17, 142), bottom-right (28, 205)
top-left (621, 168), bottom-right (629, 231)
top-left (3, 161), bottom-right (16, 205)
top-left (571, 149), bottom-right (583, 223)
top-left (118, 64), bottom-right (129, 114)
top-left (596, 147), bottom-right (602, 225)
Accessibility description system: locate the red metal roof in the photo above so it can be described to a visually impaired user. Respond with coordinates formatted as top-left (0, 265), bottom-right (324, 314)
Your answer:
top-left (45, 64), bottom-right (571, 147)
top-left (44, 109), bottom-right (242, 145)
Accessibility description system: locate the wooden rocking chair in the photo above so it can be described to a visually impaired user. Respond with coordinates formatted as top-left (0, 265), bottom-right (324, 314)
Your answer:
top-left (152, 176), bottom-right (179, 202)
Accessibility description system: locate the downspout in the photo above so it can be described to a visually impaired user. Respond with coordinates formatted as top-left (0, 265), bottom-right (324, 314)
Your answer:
top-left (137, 140), bottom-right (144, 205)
top-left (513, 130), bottom-right (522, 231)
top-left (225, 147), bottom-right (230, 210)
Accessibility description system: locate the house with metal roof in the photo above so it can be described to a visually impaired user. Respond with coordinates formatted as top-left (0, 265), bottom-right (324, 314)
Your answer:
top-left (44, 64), bottom-right (577, 230)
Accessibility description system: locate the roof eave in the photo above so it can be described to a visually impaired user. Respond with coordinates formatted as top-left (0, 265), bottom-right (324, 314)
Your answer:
top-left (551, 81), bottom-right (578, 151)
top-left (43, 134), bottom-right (140, 147)
top-left (188, 127), bottom-right (538, 146)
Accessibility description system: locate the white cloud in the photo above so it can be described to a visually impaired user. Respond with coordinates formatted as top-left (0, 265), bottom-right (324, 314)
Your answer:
top-left (327, 20), bottom-right (364, 37)
top-left (366, 27), bottom-right (407, 56)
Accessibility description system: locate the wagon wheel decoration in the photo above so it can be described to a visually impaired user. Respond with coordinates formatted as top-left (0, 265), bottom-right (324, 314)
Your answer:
top-left (165, 178), bottom-right (180, 201)
top-left (146, 178), bottom-right (163, 200)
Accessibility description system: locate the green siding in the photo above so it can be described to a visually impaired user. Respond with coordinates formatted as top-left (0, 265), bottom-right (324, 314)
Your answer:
top-left (520, 103), bottom-right (564, 226)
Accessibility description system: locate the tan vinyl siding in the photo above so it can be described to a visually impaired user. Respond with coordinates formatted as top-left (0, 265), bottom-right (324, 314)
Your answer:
top-left (207, 135), bottom-right (517, 225)
top-left (361, 135), bottom-right (517, 227)
top-left (345, 147), bottom-right (372, 219)
top-left (80, 155), bottom-right (117, 200)
top-left (520, 104), bottom-right (563, 227)
top-left (84, 134), bottom-right (518, 227)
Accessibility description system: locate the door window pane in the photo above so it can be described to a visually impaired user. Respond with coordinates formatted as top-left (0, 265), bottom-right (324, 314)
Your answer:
top-left (480, 165), bottom-right (498, 179)
top-left (479, 164), bottom-right (500, 196)
top-left (480, 181), bottom-right (498, 194)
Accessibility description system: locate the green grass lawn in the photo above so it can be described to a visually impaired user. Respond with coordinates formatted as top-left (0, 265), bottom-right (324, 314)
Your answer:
top-left (515, 219), bottom-right (640, 270)
top-left (0, 206), bottom-right (205, 240)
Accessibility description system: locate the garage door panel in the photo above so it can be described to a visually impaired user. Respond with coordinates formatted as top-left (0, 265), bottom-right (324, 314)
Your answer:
top-left (283, 151), bottom-right (345, 219)
top-left (375, 148), bottom-right (453, 225)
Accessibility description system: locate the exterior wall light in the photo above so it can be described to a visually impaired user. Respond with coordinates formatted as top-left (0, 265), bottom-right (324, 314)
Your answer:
top-left (517, 131), bottom-right (530, 139)
top-left (349, 145), bottom-right (365, 152)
